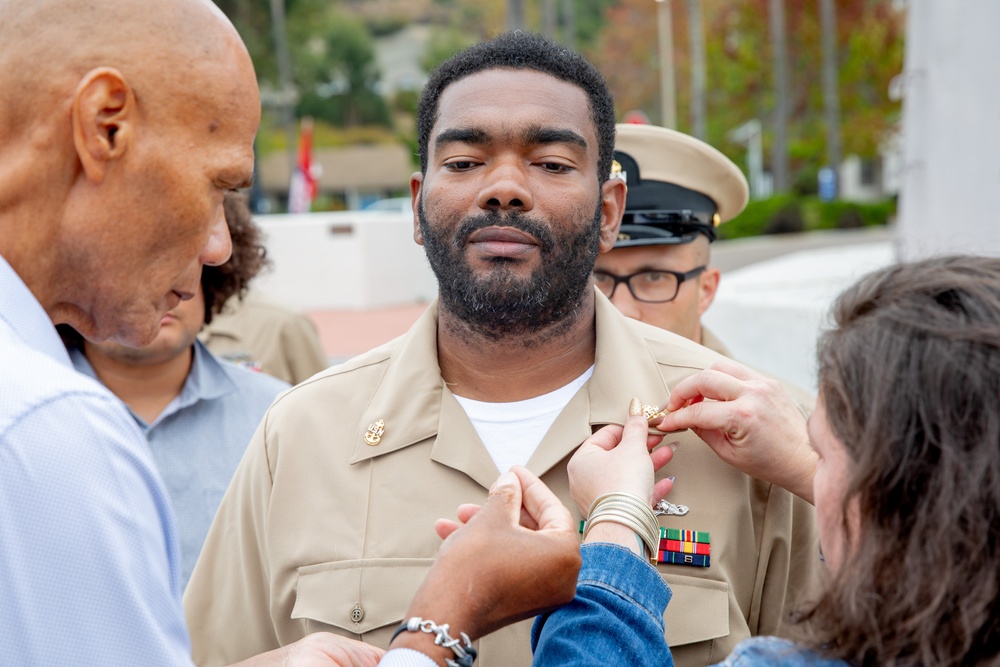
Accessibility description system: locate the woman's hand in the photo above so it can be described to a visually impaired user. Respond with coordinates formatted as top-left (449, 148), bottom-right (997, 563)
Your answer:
top-left (655, 359), bottom-right (817, 504)
top-left (567, 398), bottom-right (675, 515)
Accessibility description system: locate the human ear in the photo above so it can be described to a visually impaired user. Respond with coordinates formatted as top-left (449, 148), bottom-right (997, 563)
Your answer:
top-left (71, 67), bottom-right (133, 184)
top-left (697, 267), bottom-right (721, 316)
top-left (410, 172), bottom-right (424, 246)
top-left (597, 177), bottom-right (626, 253)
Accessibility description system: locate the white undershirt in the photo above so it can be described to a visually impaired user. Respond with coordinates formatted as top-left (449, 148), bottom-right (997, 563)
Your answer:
top-left (453, 365), bottom-right (595, 473)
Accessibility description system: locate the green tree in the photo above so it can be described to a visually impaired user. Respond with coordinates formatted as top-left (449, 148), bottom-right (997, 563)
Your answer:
top-left (288, 6), bottom-right (391, 127)
top-left (590, 0), bottom-right (904, 189)
top-left (423, 0), bottom-right (615, 70)
top-left (216, 0), bottom-right (390, 128)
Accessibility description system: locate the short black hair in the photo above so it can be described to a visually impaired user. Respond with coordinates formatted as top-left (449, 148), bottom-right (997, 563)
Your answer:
top-left (416, 31), bottom-right (616, 182)
top-left (201, 191), bottom-right (269, 325)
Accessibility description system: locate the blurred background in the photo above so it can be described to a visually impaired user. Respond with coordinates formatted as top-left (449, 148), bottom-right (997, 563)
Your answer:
top-left (214, 0), bottom-right (999, 392)
top-left (223, 0), bottom-right (902, 236)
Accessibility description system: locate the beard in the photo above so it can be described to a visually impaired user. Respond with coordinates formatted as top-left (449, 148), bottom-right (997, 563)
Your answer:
top-left (418, 198), bottom-right (603, 341)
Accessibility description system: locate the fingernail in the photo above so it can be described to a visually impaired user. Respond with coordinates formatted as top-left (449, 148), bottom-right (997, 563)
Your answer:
top-left (668, 441), bottom-right (679, 453)
top-left (491, 471), bottom-right (517, 492)
top-left (667, 476), bottom-right (676, 483)
top-left (628, 397), bottom-right (643, 417)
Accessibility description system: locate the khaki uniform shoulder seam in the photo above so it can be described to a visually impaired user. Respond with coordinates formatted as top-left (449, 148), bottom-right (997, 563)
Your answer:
top-left (264, 339), bottom-right (396, 413)
top-left (622, 314), bottom-right (725, 371)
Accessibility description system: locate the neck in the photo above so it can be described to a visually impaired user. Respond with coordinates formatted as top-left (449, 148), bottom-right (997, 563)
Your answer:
top-left (693, 321), bottom-right (706, 347)
top-left (83, 342), bottom-right (194, 424)
top-left (0, 217), bottom-right (61, 314)
top-left (0, 132), bottom-right (74, 315)
top-left (437, 291), bottom-right (597, 402)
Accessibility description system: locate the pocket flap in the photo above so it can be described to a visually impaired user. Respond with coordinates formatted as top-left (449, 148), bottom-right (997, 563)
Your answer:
top-left (292, 558), bottom-right (434, 635)
top-left (663, 575), bottom-right (730, 647)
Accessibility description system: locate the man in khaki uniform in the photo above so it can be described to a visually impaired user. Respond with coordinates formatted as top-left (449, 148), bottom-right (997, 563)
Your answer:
top-left (198, 191), bottom-right (329, 385)
top-left (185, 32), bottom-right (821, 667)
top-left (200, 290), bottom-right (328, 385)
top-left (594, 123), bottom-right (747, 357)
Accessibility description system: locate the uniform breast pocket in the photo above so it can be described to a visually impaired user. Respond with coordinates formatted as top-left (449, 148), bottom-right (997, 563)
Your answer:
top-left (291, 558), bottom-right (434, 645)
top-left (661, 574), bottom-right (730, 647)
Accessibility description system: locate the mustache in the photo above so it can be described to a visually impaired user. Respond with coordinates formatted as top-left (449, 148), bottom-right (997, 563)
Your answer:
top-left (454, 210), bottom-right (555, 252)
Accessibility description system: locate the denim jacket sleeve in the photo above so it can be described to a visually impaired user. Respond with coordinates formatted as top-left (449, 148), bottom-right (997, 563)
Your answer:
top-left (531, 543), bottom-right (674, 667)
top-left (527, 544), bottom-right (849, 667)
top-left (714, 637), bottom-right (848, 667)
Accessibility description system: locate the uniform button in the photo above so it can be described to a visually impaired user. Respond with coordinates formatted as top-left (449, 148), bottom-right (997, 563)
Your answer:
top-left (351, 604), bottom-right (364, 623)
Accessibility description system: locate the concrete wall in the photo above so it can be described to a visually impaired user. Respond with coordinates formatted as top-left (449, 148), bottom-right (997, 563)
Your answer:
top-left (251, 211), bottom-right (437, 311)
top-left (703, 241), bottom-right (895, 393)
top-left (896, 0), bottom-right (1000, 259)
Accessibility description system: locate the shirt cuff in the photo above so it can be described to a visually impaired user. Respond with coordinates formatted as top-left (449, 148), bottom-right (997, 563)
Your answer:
top-left (379, 647), bottom-right (439, 667)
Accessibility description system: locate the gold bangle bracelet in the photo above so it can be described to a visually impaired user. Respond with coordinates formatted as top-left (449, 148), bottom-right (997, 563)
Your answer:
top-left (588, 493), bottom-right (659, 537)
top-left (584, 512), bottom-right (658, 564)
top-left (589, 503), bottom-right (658, 542)
top-left (584, 492), bottom-right (659, 564)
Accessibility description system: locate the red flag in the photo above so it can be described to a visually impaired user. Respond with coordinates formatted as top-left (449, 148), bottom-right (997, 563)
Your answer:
top-left (622, 109), bottom-right (651, 125)
top-left (288, 117), bottom-right (317, 213)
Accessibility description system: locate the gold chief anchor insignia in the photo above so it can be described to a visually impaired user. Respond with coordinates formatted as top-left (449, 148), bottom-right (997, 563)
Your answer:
top-left (364, 419), bottom-right (385, 446)
top-left (642, 404), bottom-right (670, 434)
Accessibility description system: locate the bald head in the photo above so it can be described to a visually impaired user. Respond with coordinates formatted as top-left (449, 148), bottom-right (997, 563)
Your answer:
top-left (0, 0), bottom-right (261, 346)
top-left (0, 0), bottom-right (247, 136)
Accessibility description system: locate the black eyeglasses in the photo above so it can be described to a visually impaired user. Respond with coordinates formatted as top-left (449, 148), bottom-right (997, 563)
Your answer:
top-left (593, 266), bottom-right (707, 303)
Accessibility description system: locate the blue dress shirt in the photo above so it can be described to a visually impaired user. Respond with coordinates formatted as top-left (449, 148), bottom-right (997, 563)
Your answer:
top-left (70, 341), bottom-right (289, 587)
top-left (0, 257), bottom-right (194, 665)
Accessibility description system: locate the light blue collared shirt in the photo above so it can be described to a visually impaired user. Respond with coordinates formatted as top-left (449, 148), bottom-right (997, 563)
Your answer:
top-left (71, 341), bottom-right (289, 587)
top-left (0, 256), bottom-right (194, 665)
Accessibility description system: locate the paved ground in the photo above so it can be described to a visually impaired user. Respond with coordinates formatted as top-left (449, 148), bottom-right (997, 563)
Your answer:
top-left (306, 225), bottom-right (896, 363)
top-left (710, 225), bottom-right (893, 273)
top-left (308, 302), bottom-right (430, 364)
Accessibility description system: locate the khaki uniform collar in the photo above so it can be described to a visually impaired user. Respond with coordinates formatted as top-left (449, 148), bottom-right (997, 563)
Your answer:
top-left (349, 291), bottom-right (673, 488)
top-left (348, 302), bottom-right (445, 463)
top-left (586, 290), bottom-right (673, 427)
top-left (700, 325), bottom-right (733, 358)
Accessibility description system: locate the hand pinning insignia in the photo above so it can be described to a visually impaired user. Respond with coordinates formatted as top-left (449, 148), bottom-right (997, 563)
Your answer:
top-left (643, 404), bottom-right (669, 434)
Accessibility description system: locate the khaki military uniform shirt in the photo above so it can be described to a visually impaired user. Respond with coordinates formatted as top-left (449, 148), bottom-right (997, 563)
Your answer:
top-left (199, 291), bottom-right (328, 386)
top-left (185, 293), bottom-right (822, 667)
top-left (700, 326), bottom-right (733, 358)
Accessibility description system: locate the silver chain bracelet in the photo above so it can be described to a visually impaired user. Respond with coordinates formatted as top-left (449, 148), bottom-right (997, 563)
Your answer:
top-left (390, 616), bottom-right (478, 667)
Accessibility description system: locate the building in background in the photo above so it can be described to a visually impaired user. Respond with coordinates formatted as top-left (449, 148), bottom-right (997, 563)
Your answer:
top-left (257, 143), bottom-right (414, 212)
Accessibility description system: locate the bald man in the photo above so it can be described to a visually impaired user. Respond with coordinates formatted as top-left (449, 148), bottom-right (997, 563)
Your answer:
top-left (0, 4), bottom-right (575, 665)
top-left (0, 1), bottom-right (387, 664)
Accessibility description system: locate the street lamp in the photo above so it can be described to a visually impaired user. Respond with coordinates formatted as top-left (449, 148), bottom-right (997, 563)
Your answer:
top-left (656, 0), bottom-right (677, 129)
top-left (728, 119), bottom-right (770, 199)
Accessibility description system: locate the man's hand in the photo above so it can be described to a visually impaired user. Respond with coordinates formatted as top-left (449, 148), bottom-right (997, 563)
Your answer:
top-left (655, 358), bottom-right (817, 503)
top-left (229, 632), bottom-right (384, 667)
top-left (393, 466), bottom-right (580, 664)
top-left (567, 399), bottom-right (675, 515)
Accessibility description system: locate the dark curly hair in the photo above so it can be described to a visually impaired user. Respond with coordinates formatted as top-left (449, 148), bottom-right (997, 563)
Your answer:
top-left (801, 255), bottom-right (1000, 665)
top-left (201, 191), bottom-right (269, 325)
top-left (416, 31), bottom-right (617, 183)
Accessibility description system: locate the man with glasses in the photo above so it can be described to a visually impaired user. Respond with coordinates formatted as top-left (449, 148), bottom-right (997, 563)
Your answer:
top-left (594, 123), bottom-right (745, 355)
